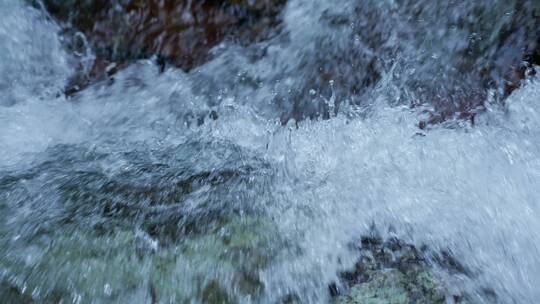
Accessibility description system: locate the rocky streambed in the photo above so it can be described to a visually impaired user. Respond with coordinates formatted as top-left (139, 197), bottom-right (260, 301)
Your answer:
top-left (1, 0), bottom-right (540, 303)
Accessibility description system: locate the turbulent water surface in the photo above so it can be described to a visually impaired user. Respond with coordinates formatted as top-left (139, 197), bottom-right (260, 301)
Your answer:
top-left (1, 0), bottom-right (540, 303)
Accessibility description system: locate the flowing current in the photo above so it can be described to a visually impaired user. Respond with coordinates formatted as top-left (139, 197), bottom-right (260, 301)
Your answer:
top-left (1, 0), bottom-right (540, 303)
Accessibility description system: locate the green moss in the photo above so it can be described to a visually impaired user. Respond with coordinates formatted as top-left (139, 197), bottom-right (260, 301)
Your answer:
top-left (333, 236), bottom-right (449, 304)
top-left (0, 213), bottom-right (280, 303)
top-left (333, 270), bottom-right (409, 304)
top-left (201, 281), bottom-right (232, 304)
top-left (410, 270), bottom-right (446, 303)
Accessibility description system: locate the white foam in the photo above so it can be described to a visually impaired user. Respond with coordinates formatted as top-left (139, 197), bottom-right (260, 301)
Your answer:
top-left (1, 1), bottom-right (540, 302)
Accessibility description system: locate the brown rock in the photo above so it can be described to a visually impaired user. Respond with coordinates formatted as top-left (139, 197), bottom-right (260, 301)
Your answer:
top-left (41, 0), bottom-right (286, 94)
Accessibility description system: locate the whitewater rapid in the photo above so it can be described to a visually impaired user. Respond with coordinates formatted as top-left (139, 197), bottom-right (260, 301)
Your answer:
top-left (1, 1), bottom-right (540, 303)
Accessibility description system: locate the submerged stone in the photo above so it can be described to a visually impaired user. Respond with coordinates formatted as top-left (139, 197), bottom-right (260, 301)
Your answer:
top-left (202, 280), bottom-right (232, 304)
top-left (0, 141), bottom-right (279, 303)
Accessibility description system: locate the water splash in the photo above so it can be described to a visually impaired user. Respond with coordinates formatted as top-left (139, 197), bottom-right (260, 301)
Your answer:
top-left (1, 0), bottom-right (540, 303)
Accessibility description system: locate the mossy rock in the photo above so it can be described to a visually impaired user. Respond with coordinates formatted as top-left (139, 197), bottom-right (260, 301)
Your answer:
top-left (333, 269), bottom-right (445, 304)
top-left (201, 280), bottom-right (233, 304)
top-left (0, 214), bottom-right (279, 302)
top-left (0, 142), bottom-right (278, 303)
top-left (332, 236), bottom-right (464, 304)
top-left (333, 270), bottom-right (410, 304)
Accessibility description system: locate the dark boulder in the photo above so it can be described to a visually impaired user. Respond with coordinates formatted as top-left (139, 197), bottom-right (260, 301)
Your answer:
top-left (36, 0), bottom-right (540, 127)
top-left (38, 0), bottom-right (286, 94)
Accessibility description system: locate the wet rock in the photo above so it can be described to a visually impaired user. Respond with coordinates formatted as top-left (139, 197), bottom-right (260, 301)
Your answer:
top-left (411, 0), bottom-right (540, 127)
top-left (38, 0), bottom-right (286, 94)
top-left (0, 141), bottom-right (279, 303)
top-left (201, 280), bottom-right (232, 304)
top-left (331, 236), bottom-right (471, 304)
top-left (31, 0), bottom-right (540, 126)
top-left (32, 0), bottom-right (539, 126)
top-left (397, 1), bottom-right (539, 127)
top-left (273, 0), bottom-right (540, 126)
top-left (334, 270), bottom-right (417, 304)
top-left (526, 39), bottom-right (540, 67)
top-left (0, 216), bottom-right (279, 302)
top-left (0, 281), bottom-right (34, 304)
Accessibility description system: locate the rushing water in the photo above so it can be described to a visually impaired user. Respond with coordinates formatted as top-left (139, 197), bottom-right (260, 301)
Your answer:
top-left (1, 0), bottom-right (540, 303)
